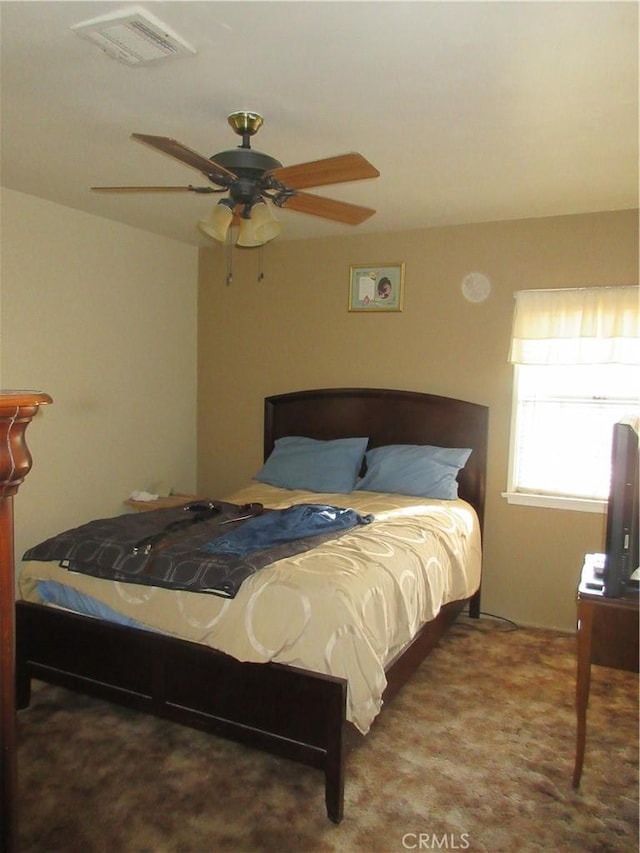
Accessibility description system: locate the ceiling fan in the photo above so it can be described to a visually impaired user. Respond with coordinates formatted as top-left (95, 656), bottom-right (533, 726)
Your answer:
top-left (92, 111), bottom-right (380, 246)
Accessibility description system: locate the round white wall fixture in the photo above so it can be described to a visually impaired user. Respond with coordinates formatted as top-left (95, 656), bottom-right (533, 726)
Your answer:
top-left (461, 272), bottom-right (491, 303)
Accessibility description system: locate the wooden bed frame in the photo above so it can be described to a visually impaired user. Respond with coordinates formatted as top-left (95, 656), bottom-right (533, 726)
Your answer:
top-left (15, 388), bottom-right (488, 823)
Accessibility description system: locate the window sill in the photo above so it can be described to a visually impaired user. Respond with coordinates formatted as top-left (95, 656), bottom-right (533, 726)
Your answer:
top-left (502, 491), bottom-right (606, 514)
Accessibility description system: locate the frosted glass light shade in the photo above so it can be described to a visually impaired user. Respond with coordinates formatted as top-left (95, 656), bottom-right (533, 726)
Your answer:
top-left (251, 201), bottom-right (282, 244)
top-left (198, 203), bottom-right (233, 241)
top-left (236, 217), bottom-right (263, 248)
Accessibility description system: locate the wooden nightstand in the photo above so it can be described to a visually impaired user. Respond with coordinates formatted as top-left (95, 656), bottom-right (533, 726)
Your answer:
top-left (572, 555), bottom-right (639, 788)
top-left (125, 494), bottom-right (198, 512)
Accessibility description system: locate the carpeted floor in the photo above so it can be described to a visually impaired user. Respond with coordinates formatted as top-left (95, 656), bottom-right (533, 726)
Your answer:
top-left (16, 617), bottom-right (639, 852)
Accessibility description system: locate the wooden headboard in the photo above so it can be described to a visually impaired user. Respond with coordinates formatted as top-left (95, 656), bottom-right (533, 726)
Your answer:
top-left (264, 388), bottom-right (488, 530)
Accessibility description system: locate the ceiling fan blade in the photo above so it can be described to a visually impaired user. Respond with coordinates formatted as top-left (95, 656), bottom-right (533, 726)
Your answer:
top-left (280, 191), bottom-right (375, 225)
top-left (267, 153), bottom-right (379, 190)
top-left (91, 185), bottom-right (210, 193)
top-left (131, 134), bottom-right (236, 186)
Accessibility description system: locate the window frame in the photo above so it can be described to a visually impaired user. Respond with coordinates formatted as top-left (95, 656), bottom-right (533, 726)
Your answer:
top-left (504, 285), bottom-right (639, 514)
top-left (503, 363), bottom-right (639, 514)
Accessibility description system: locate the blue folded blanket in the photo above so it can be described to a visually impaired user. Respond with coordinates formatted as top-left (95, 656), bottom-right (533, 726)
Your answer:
top-left (202, 503), bottom-right (373, 558)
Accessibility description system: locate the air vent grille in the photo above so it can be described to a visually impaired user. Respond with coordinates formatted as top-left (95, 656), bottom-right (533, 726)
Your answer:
top-left (71, 5), bottom-right (196, 66)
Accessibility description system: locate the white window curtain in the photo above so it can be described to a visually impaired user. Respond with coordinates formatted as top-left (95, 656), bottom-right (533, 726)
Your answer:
top-left (508, 285), bottom-right (640, 366)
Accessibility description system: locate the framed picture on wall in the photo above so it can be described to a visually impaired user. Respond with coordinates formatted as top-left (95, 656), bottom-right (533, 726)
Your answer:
top-left (348, 263), bottom-right (405, 312)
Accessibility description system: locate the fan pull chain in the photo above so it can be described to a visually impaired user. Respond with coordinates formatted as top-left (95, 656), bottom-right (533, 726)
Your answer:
top-left (257, 244), bottom-right (264, 282)
top-left (226, 227), bottom-right (233, 285)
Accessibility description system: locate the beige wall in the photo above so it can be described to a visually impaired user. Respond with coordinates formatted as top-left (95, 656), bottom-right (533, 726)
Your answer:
top-left (198, 208), bottom-right (639, 632)
top-left (1, 189), bottom-right (198, 563)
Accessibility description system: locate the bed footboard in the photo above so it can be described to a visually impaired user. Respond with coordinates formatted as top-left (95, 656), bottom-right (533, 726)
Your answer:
top-left (15, 601), bottom-right (348, 823)
top-left (16, 595), bottom-right (471, 822)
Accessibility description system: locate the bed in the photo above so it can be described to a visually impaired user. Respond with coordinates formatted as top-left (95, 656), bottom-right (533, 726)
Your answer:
top-left (15, 387), bottom-right (488, 823)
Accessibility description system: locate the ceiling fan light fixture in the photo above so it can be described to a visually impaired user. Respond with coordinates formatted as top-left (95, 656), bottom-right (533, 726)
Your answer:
top-left (92, 112), bottom-right (380, 248)
top-left (198, 200), bottom-right (233, 242)
top-left (251, 201), bottom-right (282, 244)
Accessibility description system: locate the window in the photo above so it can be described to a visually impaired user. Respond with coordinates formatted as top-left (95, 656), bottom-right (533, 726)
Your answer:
top-left (505, 286), bottom-right (639, 512)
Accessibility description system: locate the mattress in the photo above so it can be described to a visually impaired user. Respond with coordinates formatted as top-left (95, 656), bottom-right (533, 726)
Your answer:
top-left (19, 481), bottom-right (481, 734)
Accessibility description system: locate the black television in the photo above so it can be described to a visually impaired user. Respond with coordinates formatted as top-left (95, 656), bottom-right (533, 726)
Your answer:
top-left (603, 416), bottom-right (639, 597)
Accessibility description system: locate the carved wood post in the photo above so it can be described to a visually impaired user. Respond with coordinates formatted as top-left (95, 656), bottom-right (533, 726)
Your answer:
top-left (0, 391), bottom-right (52, 853)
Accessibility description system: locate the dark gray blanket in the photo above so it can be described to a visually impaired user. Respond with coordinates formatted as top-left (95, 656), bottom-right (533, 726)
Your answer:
top-left (23, 500), bottom-right (372, 598)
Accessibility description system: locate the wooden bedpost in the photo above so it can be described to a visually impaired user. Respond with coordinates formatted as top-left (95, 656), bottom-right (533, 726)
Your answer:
top-left (0, 391), bottom-right (52, 853)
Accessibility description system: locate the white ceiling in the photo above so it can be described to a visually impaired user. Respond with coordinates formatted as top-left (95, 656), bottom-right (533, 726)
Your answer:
top-left (1, 1), bottom-right (638, 247)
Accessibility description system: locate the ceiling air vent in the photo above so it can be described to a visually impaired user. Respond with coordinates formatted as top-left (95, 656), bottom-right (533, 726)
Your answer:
top-left (71, 5), bottom-right (196, 66)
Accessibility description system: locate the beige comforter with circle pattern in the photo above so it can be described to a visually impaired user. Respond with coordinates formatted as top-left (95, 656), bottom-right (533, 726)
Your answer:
top-left (19, 481), bottom-right (481, 734)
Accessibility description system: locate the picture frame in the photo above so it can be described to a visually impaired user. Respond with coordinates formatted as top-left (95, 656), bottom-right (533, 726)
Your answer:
top-left (348, 263), bottom-right (405, 312)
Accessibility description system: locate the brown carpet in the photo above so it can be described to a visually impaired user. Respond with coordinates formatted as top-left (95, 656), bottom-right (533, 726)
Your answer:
top-left (17, 617), bottom-right (638, 852)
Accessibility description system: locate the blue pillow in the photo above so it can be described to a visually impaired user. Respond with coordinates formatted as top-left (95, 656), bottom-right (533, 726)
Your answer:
top-left (356, 444), bottom-right (472, 500)
top-left (255, 436), bottom-right (369, 494)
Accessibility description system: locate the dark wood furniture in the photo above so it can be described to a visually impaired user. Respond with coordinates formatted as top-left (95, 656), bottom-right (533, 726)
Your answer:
top-left (1, 391), bottom-right (52, 853)
top-left (572, 557), bottom-right (639, 788)
top-left (15, 388), bottom-right (488, 823)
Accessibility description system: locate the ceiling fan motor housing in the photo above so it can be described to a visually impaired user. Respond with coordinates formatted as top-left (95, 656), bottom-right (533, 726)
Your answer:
top-left (212, 148), bottom-right (283, 207)
top-left (212, 148), bottom-right (282, 177)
